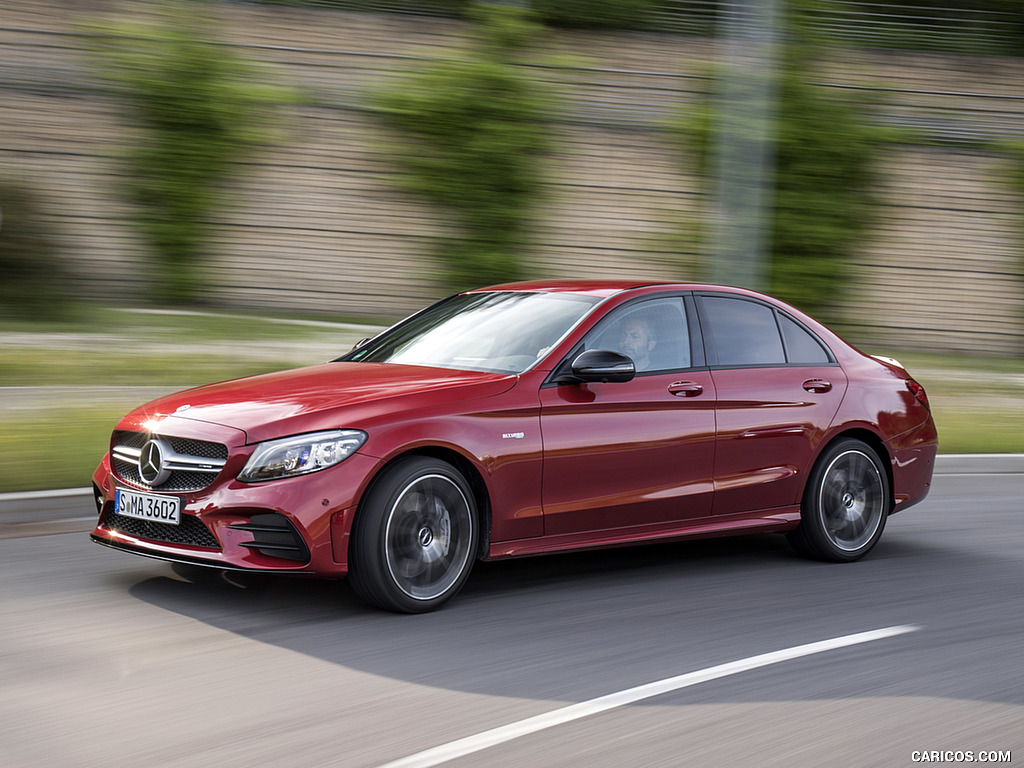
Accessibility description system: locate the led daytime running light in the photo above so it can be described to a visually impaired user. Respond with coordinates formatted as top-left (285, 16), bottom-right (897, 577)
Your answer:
top-left (239, 430), bottom-right (367, 482)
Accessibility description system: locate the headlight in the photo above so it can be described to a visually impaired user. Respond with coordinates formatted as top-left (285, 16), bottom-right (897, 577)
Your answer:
top-left (238, 430), bottom-right (367, 483)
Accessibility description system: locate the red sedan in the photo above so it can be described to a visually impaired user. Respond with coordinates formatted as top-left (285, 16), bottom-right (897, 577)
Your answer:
top-left (91, 281), bottom-right (937, 612)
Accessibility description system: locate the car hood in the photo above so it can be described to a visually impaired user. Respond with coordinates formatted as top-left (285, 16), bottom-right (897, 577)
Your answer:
top-left (124, 362), bottom-right (517, 444)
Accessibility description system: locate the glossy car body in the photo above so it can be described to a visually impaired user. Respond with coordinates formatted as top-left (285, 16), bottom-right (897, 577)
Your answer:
top-left (91, 281), bottom-right (937, 611)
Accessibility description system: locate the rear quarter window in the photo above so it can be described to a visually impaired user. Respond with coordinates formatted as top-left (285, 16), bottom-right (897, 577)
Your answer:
top-left (779, 314), bottom-right (831, 364)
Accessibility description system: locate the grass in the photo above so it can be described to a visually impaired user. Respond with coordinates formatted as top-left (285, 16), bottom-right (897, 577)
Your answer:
top-left (882, 351), bottom-right (1024, 454)
top-left (0, 408), bottom-right (126, 494)
top-left (0, 348), bottom-right (284, 387)
top-left (0, 305), bottom-right (385, 492)
top-left (928, 411), bottom-right (1024, 454)
top-left (0, 306), bottom-right (384, 387)
top-left (1, 307), bottom-right (1022, 492)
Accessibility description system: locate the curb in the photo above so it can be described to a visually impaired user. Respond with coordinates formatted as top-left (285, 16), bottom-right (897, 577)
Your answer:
top-left (934, 454), bottom-right (1024, 475)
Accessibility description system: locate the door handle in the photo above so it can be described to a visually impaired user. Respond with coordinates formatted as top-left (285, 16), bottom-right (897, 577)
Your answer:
top-left (803, 379), bottom-right (832, 394)
top-left (668, 381), bottom-right (703, 397)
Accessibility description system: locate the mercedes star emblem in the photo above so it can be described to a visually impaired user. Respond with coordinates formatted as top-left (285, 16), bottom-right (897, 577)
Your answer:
top-left (139, 438), bottom-right (172, 486)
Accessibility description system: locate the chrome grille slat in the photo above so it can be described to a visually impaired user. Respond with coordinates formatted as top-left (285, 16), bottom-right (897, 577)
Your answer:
top-left (161, 455), bottom-right (225, 473)
top-left (112, 445), bottom-right (142, 462)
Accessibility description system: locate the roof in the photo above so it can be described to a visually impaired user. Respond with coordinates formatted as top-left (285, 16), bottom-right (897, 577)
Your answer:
top-left (472, 279), bottom-right (672, 298)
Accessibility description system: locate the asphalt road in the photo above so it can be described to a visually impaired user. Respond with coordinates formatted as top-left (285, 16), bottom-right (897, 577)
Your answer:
top-left (1, 474), bottom-right (1021, 768)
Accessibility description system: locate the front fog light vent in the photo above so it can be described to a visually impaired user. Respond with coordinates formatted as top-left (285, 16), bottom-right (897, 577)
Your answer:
top-left (228, 513), bottom-right (309, 563)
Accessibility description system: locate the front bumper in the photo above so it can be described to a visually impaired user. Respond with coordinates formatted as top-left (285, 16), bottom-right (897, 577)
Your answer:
top-left (90, 450), bottom-right (382, 577)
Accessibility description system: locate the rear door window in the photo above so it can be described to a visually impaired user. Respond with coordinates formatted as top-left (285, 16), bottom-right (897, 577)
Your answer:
top-left (702, 296), bottom-right (786, 367)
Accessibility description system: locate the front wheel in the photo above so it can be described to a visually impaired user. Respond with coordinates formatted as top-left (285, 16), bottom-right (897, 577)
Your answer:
top-left (349, 456), bottom-right (478, 613)
top-left (787, 439), bottom-right (890, 562)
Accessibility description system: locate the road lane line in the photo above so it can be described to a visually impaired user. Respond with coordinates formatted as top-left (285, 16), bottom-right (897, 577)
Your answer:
top-left (379, 625), bottom-right (920, 768)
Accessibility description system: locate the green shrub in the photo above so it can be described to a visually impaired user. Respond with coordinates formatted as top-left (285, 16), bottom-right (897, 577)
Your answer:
top-left (765, 44), bottom-right (887, 317)
top-left (87, 1), bottom-right (290, 304)
top-left (372, 3), bottom-right (553, 290)
top-left (246, 0), bottom-right (472, 13)
top-left (532, 0), bottom-right (654, 30)
top-left (0, 177), bottom-right (74, 320)
top-left (240, 0), bottom-right (654, 30)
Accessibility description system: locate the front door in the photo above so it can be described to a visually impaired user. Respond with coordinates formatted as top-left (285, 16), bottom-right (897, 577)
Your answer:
top-left (539, 296), bottom-right (717, 536)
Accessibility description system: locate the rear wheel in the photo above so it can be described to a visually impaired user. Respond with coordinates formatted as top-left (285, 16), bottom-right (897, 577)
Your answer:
top-left (349, 456), bottom-right (478, 613)
top-left (787, 439), bottom-right (890, 562)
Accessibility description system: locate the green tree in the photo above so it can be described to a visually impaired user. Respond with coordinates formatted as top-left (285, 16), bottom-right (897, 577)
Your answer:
top-left (372, 3), bottom-right (552, 290)
top-left (0, 177), bottom-right (74, 320)
top-left (89, 1), bottom-right (289, 304)
top-left (676, 0), bottom-right (890, 319)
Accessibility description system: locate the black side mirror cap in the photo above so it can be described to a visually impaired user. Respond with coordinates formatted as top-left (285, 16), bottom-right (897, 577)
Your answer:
top-left (569, 349), bottom-right (635, 383)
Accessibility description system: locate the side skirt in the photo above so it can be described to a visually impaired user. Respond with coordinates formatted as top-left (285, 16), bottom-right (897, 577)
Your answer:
top-left (486, 507), bottom-right (801, 560)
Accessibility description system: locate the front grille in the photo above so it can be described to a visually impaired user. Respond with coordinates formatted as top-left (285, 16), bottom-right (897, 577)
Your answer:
top-left (166, 436), bottom-right (227, 460)
top-left (114, 431), bottom-right (146, 450)
top-left (111, 430), bottom-right (228, 492)
top-left (228, 513), bottom-right (310, 563)
top-left (104, 508), bottom-right (221, 549)
top-left (113, 431), bottom-right (227, 459)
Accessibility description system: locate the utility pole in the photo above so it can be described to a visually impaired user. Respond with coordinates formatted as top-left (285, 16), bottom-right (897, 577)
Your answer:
top-left (710, 0), bottom-right (783, 291)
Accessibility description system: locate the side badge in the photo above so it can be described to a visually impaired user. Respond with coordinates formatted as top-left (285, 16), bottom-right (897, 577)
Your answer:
top-left (502, 432), bottom-right (526, 440)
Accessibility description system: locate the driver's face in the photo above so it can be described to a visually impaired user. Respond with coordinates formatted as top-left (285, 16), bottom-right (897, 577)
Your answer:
top-left (620, 320), bottom-right (652, 360)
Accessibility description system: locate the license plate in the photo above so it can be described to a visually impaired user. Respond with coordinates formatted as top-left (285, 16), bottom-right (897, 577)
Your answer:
top-left (115, 489), bottom-right (182, 526)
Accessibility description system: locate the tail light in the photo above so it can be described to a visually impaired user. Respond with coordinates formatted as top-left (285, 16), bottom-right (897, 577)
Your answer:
top-left (906, 378), bottom-right (930, 410)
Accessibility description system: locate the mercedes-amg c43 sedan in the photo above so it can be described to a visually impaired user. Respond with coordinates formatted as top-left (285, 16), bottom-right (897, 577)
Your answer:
top-left (91, 281), bottom-right (937, 612)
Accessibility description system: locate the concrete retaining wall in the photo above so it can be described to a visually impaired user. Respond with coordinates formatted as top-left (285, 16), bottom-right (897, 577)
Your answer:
top-left (1, 0), bottom-right (1022, 353)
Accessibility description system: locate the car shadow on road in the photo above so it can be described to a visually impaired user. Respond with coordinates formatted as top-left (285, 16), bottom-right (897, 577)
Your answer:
top-left (124, 525), bottom-right (1024, 707)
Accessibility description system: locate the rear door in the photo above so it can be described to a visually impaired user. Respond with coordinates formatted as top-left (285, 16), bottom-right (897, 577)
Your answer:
top-left (696, 293), bottom-right (848, 516)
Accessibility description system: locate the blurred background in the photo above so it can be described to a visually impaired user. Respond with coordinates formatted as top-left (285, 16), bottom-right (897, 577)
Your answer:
top-left (1, 0), bottom-right (1023, 492)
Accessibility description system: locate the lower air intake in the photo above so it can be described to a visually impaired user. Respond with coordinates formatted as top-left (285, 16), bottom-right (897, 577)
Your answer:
top-left (104, 508), bottom-right (220, 549)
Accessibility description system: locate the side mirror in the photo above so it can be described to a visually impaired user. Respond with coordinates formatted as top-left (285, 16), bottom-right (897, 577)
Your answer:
top-left (570, 349), bottom-right (635, 383)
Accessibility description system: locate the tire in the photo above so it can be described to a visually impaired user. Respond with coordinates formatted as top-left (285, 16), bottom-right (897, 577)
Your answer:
top-left (349, 456), bottom-right (478, 613)
top-left (787, 438), bottom-right (890, 562)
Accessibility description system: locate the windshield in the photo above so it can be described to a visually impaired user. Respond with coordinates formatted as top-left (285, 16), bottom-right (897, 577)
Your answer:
top-left (340, 291), bottom-right (601, 374)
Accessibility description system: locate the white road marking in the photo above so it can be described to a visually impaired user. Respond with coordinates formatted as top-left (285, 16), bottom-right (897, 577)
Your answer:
top-left (379, 625), bottom-right (919, 768)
